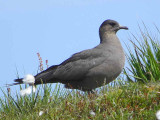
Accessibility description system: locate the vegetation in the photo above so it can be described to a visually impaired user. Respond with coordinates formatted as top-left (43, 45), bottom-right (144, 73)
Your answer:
top-left (1, 82), bottom-right (160, 119)
top-left (1, 25), bottom-right (160, 119)
top-left (124, 24), bottom-right (160, 83)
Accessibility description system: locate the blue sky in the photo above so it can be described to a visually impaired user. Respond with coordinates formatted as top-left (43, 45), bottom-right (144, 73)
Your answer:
top-left (0, 0), bottom-right (160, 95)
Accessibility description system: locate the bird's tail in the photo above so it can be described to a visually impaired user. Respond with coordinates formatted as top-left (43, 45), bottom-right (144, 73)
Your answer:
top-left (8, 65), bottom-right (59, 87)
top-left (6, 78), bottom-right (23, 86)
top-left (14, 78), bottom-right (23, 84)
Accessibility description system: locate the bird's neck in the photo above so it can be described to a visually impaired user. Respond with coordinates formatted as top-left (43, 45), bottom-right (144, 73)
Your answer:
top-left (99, 31), bottom-right (119, 44)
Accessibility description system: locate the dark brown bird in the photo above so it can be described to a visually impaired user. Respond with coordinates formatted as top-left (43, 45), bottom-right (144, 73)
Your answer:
top-left (12, 20), bottom-right (128, 91)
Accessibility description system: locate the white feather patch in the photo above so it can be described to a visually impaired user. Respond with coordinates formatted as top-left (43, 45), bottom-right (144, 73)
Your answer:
top-left (22, 74), bottom-right (35, 84)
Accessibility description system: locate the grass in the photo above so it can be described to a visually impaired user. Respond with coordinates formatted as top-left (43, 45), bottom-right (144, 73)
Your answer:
top-left (0, 81), bottom-right (160, 119)
top-left (1, 24), bottom-right (160, 119)
top-left (124, 24), bottom-right (160, 83)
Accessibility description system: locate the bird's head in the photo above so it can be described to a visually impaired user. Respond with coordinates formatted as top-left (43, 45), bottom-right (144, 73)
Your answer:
top-left (99, 19), bottom-right (128, 34)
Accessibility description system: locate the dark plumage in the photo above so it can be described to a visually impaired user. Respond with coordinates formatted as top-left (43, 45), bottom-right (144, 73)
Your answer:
top-left (13, 19), bottom-right (128, 91)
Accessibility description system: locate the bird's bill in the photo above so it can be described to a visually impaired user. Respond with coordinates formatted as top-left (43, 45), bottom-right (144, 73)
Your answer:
top-left (119, 26), bottom-right (128, 30)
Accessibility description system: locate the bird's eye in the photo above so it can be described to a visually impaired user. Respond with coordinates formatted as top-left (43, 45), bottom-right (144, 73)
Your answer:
top-left (110, 23), bottom-right (116, 26)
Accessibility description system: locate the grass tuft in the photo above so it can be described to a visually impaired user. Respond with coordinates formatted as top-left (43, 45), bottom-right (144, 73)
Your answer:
top-left (124, 24), bottom-right (160, 83)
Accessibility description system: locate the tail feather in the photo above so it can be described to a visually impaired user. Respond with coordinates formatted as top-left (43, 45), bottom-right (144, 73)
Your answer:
top-left (6, 78), bottom-right (23, 87)
top-left (10, 65), bottom-right (59, 87)
top-left (14, 78), bottom-right (23, 84)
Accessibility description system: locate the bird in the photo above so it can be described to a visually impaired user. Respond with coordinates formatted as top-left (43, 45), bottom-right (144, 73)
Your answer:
top-left (12, 19), bottom-right (128, 92)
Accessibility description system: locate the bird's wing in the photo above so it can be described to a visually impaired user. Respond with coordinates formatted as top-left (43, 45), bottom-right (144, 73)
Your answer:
top-left (33, 65), bottom-right (59, 84)
top-left (52, 48), bottom-right (106, 81)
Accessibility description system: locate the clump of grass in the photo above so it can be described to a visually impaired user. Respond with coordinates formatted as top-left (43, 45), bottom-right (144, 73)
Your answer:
top-left (124, 24), bottom-right (160, 83)
top-left (0, 81), bottom-right (160, 119)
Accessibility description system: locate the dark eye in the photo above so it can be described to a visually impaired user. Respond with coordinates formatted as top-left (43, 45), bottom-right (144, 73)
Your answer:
top-left (110, 22), bottom-right (116, 26)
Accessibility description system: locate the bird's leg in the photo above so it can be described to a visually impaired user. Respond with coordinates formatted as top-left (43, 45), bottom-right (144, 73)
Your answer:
top-left (87, 90), bottom-right (98, 99)
top-left (87, 90), bottom-right (95, 94)
top-left (88, 91), bottom-right (99, 100)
